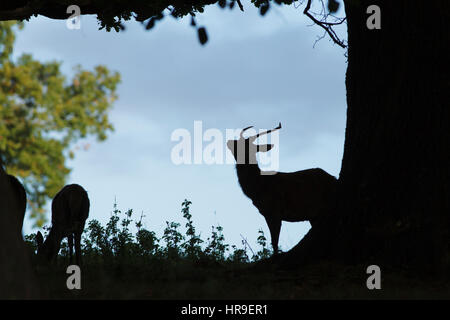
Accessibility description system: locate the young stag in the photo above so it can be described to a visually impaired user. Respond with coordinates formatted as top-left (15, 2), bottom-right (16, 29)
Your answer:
top-left (227, 123), bottom-right (337, 254)
top-left (7, 174), bottom-right (27, 234)
top-left (36, 184), bottom-right (89, 265)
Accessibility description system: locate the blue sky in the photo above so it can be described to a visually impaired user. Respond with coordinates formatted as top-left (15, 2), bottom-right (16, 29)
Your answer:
top-left (17, 1), bottom-right (347, 252)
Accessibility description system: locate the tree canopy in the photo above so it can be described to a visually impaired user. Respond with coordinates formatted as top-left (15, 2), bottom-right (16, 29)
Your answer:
top-left (0, 1), bottom-right (345, 46)
top-left (0, 21), bottom-right (120, 226)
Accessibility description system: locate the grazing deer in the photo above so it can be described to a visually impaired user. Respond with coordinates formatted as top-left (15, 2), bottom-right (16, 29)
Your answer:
top-left (36, 184), bottom-right (89, 265)
top-left (227, 123), bottom-right (337, 254)
top-left (7, 174), bottom-right (27, 234)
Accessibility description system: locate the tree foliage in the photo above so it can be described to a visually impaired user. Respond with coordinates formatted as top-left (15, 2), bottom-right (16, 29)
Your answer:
top-left (0, 21), bottom-right (120, 226)
top-left (0, 1), bottom-right (343, 46)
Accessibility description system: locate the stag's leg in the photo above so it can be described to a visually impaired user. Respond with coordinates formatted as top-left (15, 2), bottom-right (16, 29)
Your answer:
top-left (265, 216), bottom-right (281, 254)
top-left (68, 234), bottom-right (74, 264)
top-left (74, 232), bottom-right (82, 266)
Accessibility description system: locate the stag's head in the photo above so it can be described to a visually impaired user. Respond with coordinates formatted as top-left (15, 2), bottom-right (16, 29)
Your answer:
top-left (227, 123), bottom-right (281, 165)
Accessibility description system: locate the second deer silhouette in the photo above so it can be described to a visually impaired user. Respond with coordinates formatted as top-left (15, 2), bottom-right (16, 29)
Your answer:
top-left (7, 174), bottom-right (27, 234)
top-left (36, 184), bottom-right (89, 265)
top-left (227, 123), bottom-right (337, 254)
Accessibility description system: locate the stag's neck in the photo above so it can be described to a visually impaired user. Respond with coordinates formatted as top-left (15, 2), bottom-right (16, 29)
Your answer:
top-left (235, 164), bottom-right (263, 199)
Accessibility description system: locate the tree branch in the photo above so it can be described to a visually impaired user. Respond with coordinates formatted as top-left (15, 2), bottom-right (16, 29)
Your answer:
top-left (303, 0), bottom-right (347, 48)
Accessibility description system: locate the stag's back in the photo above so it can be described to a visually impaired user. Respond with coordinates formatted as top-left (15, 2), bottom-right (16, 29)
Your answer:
top-left (52, 184), bottom-right (89, 234)
top-left (257, 168), bottom-right (337, 223)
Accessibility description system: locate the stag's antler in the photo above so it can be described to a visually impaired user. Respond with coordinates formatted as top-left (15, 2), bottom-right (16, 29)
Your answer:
top-left (240, 123), bottom-right (282, 140)
top-left (240, 126), bottom-right (254, 139)
top-left (254, 122), bottom-right (282, 139)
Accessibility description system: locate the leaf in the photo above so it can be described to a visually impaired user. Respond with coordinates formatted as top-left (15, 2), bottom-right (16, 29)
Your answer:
top-left (191, 16), bottom-right (197, 26)
top-left (260, 3), bottom-right (269, 16)
top-left (197, 27), bottom-right (208, 45)
top-left (145, 18), bottom-right (155, 30)
top-left (328, 0), bottom-right (340, 13)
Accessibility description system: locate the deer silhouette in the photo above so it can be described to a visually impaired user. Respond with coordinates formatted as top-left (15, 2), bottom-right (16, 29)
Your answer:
top-left (7, 174), bottom-right (27, 234)
top-left (227, 123), bottom-right (337, 254)
top-left (36, 184), bottom-right (89, 265)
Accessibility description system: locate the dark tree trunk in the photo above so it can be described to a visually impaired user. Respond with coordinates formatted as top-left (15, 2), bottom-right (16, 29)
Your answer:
top-left (0, 168), bottom-right (39, 298)
top-left (285, 0), bottom-right (450, 272)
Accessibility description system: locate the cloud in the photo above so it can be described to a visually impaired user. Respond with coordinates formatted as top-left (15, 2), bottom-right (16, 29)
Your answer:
top-left (18, 3), bottom-right (347, 251)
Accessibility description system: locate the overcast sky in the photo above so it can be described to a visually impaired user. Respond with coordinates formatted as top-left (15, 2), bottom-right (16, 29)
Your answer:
top-left (17, 1), bottom-right (347, 253)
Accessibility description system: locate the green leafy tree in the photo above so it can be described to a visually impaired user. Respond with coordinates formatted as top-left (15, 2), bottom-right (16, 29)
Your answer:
top-left (0, 21), bottom-right (120, 226)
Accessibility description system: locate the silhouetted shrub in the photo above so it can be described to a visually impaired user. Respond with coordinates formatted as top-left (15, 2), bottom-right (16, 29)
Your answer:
top-left (26, 199), bottom-right (273, 268)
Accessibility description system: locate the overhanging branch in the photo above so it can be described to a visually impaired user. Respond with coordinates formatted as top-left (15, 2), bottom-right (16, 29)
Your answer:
top-left (303, 0), bottom-right (347, 48)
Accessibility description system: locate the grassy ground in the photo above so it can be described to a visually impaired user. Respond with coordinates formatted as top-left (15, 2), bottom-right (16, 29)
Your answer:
top-left (31, 256), bottom-right (450, 299)
top-left (27, 200), bottom-right (450, 299)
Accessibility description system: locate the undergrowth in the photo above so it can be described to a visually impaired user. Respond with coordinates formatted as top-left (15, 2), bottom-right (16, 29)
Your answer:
top-left (24, 199), bottom-right (279, 299)
top-left (25, 199), bottom-right (272, 265)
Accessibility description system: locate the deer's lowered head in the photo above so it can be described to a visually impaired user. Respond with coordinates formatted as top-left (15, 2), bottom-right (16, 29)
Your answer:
top-left (36, 229), bottom-right (60, 262)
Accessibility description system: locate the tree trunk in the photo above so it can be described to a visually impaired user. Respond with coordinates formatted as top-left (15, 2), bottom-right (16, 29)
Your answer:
top-left (285, 0), bottom-right (450, 272)
top-left (0, 167), bottom-right (40, 298)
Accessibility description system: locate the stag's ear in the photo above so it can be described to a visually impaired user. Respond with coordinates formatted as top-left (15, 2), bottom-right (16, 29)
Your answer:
top-left (257, 144), bottom-right (274, 152)
top-left (36, 231), bottom-right (43, 248)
